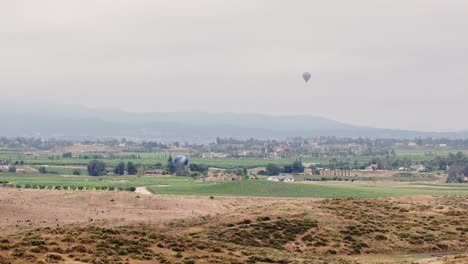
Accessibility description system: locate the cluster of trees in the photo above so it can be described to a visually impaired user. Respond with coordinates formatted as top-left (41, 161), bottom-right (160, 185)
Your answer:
top-left (0, 137), bottom-right (73, 150)
top-left (445, 152), bottom-right (468, 183)
top-left (114, 161), bottom-right (138, 175)
top-left (0, 137), bottom-right (174, 152)
top-left (87, 160), bottom-right (140, 176)
top-left (189, 163), bottom-right (209, 174)
top-left (87, 160), bottom-right (106, 176)
top-left (259, 160), bottom-right (304, 176)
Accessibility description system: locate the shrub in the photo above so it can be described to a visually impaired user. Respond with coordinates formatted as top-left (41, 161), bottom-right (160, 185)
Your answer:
top-left (72, 169), bottom-right (81, 175)
top-left (45, 254), bottom-right (63, 262)
top-left (38, 167), bottom-right (47, 174)
top-left (127, 187), bottom-right (136, 192)
top-left (184, 258), bottom-right (196, 264)
top-left (11, 248), bottom-right (25, 257)
top-left (437, 243), bottom-right (448, 250)
top-left (375, 234), bottom-right (388, 241)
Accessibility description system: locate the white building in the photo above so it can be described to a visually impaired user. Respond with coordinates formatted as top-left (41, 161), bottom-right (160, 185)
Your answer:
top-left (267, 175), bottom-right (295, 182)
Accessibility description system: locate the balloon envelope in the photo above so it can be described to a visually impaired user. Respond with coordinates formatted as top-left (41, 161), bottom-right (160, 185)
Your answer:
top-left (174, 155), bottom-right (189, 166)
top-left (302, 72), bottom-right (311, 82)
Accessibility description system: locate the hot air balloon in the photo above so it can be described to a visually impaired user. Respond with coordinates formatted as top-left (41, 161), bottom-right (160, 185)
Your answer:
top-left (174, 155), bottom-right (189, 176)
top-left (174, 155), bottom-right (189, 166)
top-left (302, 72), bottom-right (311, 83)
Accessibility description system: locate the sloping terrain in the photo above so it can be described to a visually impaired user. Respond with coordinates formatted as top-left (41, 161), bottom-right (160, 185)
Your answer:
top-left (0, 189), bottom-right (467, 263)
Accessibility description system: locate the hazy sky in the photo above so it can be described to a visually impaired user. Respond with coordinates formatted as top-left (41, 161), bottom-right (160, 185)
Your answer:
top-left (1, 0), bottom-right (467, 131)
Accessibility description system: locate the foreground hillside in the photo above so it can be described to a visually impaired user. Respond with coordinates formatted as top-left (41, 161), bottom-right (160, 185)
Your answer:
top-left (0, 189), bottom-right (467, 263)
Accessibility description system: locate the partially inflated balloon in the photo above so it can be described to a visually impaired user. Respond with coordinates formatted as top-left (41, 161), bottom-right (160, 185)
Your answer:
top-left (174, 155), bottom-right (189, 166)
top-left (303, 72), bottom-right (311, 82)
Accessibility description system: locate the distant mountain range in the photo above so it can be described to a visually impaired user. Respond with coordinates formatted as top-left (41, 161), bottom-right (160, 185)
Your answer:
top-left (0, 106), bottom-right (467, 143)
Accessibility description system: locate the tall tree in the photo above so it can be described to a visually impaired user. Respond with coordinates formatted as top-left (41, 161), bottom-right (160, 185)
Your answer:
top-left (88, 160), bottom-right (106, 176)
top-left (266, 164), bottom-right (281, 176)
top-left (114, 162), bottom-right (125, 175)
top-left (127, 162), bottom-right (137, 175)
top-left (166, 155), bottom-right (175, 174)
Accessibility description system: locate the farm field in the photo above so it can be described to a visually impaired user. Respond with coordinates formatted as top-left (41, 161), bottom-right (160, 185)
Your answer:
top-left (0, 150), bottom-right (449, 169)
top-left (1, 174), bottom-right (467, 198)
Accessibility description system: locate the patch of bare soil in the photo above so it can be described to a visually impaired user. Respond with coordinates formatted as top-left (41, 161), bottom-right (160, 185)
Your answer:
top-left (134, 187), bottom-right (152, 195)
top-left (0, 189), bottom-right (239, 234)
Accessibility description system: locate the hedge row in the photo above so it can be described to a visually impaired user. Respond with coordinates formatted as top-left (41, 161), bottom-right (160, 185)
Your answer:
top-left (0, 183), bottom-right (136, 192)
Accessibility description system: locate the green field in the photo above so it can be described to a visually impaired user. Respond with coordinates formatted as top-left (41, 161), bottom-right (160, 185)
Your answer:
top-left (1, 173), bottom-right (467, 198)
top-left (0, 151), bottom-right (449, 169)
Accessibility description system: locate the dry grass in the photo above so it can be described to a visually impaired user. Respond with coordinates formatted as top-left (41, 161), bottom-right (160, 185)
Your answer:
top-left (0, 189), bottom-right (467, 263)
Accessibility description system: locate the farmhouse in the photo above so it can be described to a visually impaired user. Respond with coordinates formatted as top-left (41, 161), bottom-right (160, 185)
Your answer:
top-left (201, 152), bottom-right (228, 158)
top-left (0, 160), bottom-right (10, 171)
top-left (267, 175), bottom-right (295, 182)
top-left (410, 164), bottom-right (427, 172)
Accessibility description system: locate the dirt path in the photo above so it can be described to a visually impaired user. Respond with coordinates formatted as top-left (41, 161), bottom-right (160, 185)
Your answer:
top-left (135, 186), bottom-right (152, 195)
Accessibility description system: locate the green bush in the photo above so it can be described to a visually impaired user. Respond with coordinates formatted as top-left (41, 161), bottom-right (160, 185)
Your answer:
top-left (184, 258), bottom-right (196, 264)
top-left (38, 167), bottom-right (47, 174)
